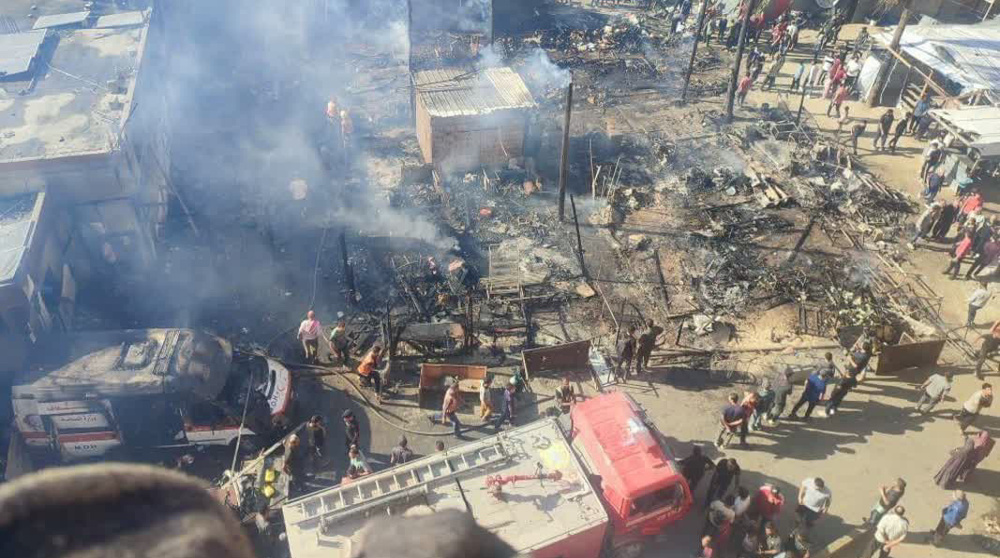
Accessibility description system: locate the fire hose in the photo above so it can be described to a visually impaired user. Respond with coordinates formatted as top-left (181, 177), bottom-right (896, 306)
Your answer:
top-left (485, 470), bottom-right (563, 498)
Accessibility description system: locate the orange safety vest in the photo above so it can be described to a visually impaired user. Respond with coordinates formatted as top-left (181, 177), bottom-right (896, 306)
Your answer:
top-left (358, 350), bottom-right (379, 377)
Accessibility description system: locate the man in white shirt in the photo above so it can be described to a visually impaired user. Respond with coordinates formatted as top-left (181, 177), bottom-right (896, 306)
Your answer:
top-left (967, 281), bottom-right (992, 327)
top-left (861, 506), bottom-right (908, 558)
top-left (916, 372), bottom-right (953, 414)
top-left (297, 310), bottom-right (322, 363)
top-left (796, 477), bottom-right (831, 527)
top-left (957, 383), bottom-right (993, 433)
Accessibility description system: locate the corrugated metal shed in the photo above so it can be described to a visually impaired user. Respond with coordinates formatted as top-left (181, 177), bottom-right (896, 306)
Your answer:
top-left (413, 67), bottom-right (536, 118)
top-left (0, 30), bottom-right (46, 77)
top-left (32, 11), bottom-right (90, 30)
top-left (95, 11), bottom-right (147, 29)
top-left (931, 106), bottom-right (1000, 157)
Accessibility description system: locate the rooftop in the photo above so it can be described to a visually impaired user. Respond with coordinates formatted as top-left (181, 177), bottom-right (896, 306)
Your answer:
top-left (0, 192), bottom-right (41, 285)
top-left (282, 419), bottom-right (608, 558)
top-left (413, 66), bottom-right (536, 118)
top-left (0, 15), bottom-right (148, 163)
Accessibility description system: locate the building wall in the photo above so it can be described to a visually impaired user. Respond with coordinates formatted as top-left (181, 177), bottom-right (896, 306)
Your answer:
top-left (426, 111), bottom-right (527, 172)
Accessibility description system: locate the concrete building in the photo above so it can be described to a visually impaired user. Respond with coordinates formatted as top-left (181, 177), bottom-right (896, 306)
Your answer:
top-left (413, 67), bottom-right (535, 173)
top-left (0, 1), bottom-right (168, 359)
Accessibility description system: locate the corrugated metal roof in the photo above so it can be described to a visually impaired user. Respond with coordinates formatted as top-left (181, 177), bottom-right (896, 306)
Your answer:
top-left (95, 11), bottom-right (147, 29)
top-left (0, 30), bottom-right (46, 77)
top-left (931, 107), bottom-right (1000, 156)
top-left (413, 66), bottom-right (535, 118)
top-left (32, 11), bottom-right (90, 30)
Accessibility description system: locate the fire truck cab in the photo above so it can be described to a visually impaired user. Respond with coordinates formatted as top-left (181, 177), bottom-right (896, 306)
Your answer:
top-left (282, 391), bottom-right (690, 558)
top-left (570, 391), bottom-right (693, 558)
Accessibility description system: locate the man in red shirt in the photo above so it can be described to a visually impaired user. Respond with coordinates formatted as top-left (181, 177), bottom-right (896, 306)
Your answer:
top-left (826, 84), bottom-right (849, 118)
top-left (944, 231), bottom-right (975, 278)
top-left (737, 74), bottom-right (753, 106)
top-left (753, 484), bottom-right (785, 526)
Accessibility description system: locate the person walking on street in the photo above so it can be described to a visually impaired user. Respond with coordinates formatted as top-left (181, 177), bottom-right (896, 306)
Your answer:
top-left (967, 238), bottom-right (1000, 279)
top-left (681, 446), bottom-right (716, 492)
top-left (298, 311), bottom-right (322, 364)
top-left (930, 491), bottom-right (969, 546)
top-left (923, 166), bottom-right (945, 202)
top-left (850, 120), bottom-right (867, 155)
top-left (887, 115), bottom-right (909, 153)
top-left (790, 61), bottom-right (806, 91)
top-left (957, 383), bottom-right (993, 433)
top-left (306, 415), bottom-right (326, 471)
top-left (441, 383), bottom-right (463, 438)
top-left (976, 320), bottom-right (1000, 379)
top-left (910, 202), bottom-right (941, 247)
top-left (616, 324), bottom-right (637, 382)
top-left (825, 342), bottom-right (872, 416)
top-left (836, 105), bottom-right (851, 138)
top-left (705, 458), bottom-right (741, 505)
top-left (967, 281), bottom-right (992, 326)
top-left (635, 320), bottom-right (664, 374)
top-left (768, 368), bottom-right (795, 424)
top-left (959, 190), bottom-right (984, 225)
top-left (717, 393), bottom-right (747, 448)
top-left (915, 372), bottom-right (953, 414)
top-left (789, 354), bottom-right (835, 420)
top-left (342, 410), bottom-right (360, 450)
top-left (494, 383), bottom-right (517, 431)
top-left (943, 230), bottom-right (974, 278)
top-left (862, 507), bottom-right (908, 558)
top-left (479, 375), bottom-right (494, 421)
top-left (795, 477), bottom-right (831, 527)
top-left (873, 109), bottom-right (894, 150)
top-left (390, 435), bottom-right (414, 465)
top-left (753, 484), bottom-right (785, 528)
top-left (763, 55), bottom-right (785, 90)
top-left (826, 84), bottom-right (849, 118)
top-left (911, 95), bottom-right (931, 133)
top-left (921, 140), bottom-right (944, 179)
top-left (863, 478), bottom-right (906, 528)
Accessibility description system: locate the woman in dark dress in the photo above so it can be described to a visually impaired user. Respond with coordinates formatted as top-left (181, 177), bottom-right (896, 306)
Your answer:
top-left (959, 431), bottom-right (994, 483)
top-left (934, 436), bottom-right (976, 489)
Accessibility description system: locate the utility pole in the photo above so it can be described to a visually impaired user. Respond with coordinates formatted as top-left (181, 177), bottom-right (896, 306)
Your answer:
top-left (724, 0), bottom-right (758, 122)
top-left (680, 0), bottom-right (712, 104)
top-left (558, 78), bottom-right (574, 221)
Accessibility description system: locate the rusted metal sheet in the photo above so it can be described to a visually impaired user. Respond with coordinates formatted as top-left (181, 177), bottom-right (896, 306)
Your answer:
top-left (875, 335), bottom-right (945, 375)
top-left (521, 340), bottom-right (591, 380)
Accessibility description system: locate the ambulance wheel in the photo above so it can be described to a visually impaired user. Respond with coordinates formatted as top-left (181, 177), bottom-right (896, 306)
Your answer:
top-left (612, 541), bottom-right (645, 558)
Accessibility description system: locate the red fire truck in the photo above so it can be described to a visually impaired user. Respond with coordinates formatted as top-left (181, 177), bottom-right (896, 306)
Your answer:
top-left (282, 391), bottom-right (692, 558)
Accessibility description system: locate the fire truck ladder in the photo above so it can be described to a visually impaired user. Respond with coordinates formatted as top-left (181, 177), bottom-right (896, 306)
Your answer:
top-left (283, 438), bottom-right (510, 529)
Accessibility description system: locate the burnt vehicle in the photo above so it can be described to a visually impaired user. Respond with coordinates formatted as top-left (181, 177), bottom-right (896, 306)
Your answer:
top-left (11, 329), bottom-right (294, 464)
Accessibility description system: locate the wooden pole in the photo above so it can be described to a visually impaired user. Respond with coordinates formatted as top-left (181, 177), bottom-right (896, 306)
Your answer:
top-left (569, 194), bottom-right (588, 279)
top-left (724, 0), bottom-right (758, 122)
top-left (558, 79), bottom-right (574, 221)
top-left (681, 0), bottom-right (712, 104)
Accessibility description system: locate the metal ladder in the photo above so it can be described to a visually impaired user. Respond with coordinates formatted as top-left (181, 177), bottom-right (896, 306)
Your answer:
top-left (283, 439), bottom-right (509, 527)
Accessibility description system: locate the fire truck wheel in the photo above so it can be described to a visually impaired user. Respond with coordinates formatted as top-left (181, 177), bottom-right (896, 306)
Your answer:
top-left (612, 541), bottom-right (646, 558)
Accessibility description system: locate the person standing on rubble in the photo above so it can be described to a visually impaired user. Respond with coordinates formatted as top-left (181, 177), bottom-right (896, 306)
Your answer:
top-left (328, 319), bottom-right (350, 366)
top-left (943, 230), bottom-right (975, 279)
top-left (357, 345), bottom-right (385, 403)
top-left (298, 311), bottom-right (322, 364)
top-left (737, 73), bottom-right (754, 107)
top-left (636, 320), bottom-right (665, 375)
top-left (873, 109), bottom-right (895, 151)
top-left (788, 354), bottom-right (835, 421)
top-left (616, 324), bottom-right (637, 382)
